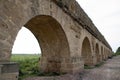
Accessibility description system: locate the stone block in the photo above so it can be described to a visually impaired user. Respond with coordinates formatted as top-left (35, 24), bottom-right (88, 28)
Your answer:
top-left (0, 62), bottom-right (19, 80)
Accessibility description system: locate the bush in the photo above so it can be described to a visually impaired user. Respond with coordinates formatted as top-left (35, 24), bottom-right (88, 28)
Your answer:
top-left (95, 62), bottom-right (104, 67)
top-left (84, 62), bottom-right (104, 69)
top-left (11, 54), bottom-right (65, 80)
top-left (115, 47), bottom-right (120, 55)
top-left (84, 65), bottom-right (94, 69)
top-left (11, 54), bottom-right (40, 80)
top-left (115, 52), bottom-right (120, 55)
top-left (116, 47), bottom-right (120, 53)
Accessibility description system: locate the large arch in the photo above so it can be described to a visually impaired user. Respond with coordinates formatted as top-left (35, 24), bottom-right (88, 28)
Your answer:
top-left (95, 43), bottom-right (100, 63)
top-left (5, 15), bottom-right (69, 73)
top-left (81, 37), bottom-right (93, 66)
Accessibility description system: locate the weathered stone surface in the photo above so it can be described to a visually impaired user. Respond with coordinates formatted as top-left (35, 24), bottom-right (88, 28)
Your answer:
top-left (0, 62), bottom-right (19, 80)
top-left (0, 0), bottom-right (112, 79)
top-left (53, 0), bottom-right (111, 50)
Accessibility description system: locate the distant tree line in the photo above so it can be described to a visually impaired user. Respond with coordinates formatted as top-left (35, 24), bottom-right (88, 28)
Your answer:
top-left (115, 47), bottom-right (120, 55)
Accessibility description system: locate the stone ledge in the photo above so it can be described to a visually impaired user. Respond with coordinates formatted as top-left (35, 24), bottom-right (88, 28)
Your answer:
top-left (0, 62), bottom-right (19, 73)
top-left (0, 62), bottom-right (19, 80)
top-left (0, 73), bottom-right (19, 80)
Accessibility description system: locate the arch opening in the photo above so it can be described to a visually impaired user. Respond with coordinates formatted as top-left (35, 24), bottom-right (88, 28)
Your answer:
top-left (12, 15), bottom-right (70, 74)
top-left (101, 46), bottom-right (104, 60)
top-left (104, 49), bottom-right (107, 60)
top-left (81, 37), bottom-right (93, 66)
top-left (95, 43), bottom-right (100, 63)
top-left (12, 27), bottom-right (41, 54)
top-left (11, 27), bottom-right (42, 79)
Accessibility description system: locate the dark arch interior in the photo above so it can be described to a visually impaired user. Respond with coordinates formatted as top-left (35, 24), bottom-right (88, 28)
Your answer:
top-left (95, 43), bottom-right (100, 63)
top-left (101, 46), bottom-right (104, 60)
top-left (24, 15), bottom-right (70, 73)
top-left (81, 37), bottom-right (93, 66)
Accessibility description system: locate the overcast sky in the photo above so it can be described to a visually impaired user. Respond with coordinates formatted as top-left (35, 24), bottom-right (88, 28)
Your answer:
top-left (12, 0), bottom-right (120, 53)
top-left (76, 0), bottom-right (120, 52)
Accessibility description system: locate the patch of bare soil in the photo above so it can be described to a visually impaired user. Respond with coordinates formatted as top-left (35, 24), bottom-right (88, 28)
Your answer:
top-left (24, 73), bottom-right (83, 80)
top-left (82, 55), bottom-right (120, 80)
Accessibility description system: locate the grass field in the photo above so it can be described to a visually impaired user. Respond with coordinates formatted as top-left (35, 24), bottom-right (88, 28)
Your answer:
top-left (11, 54), bottom-right (40, 80)
top-left (11, 54), bottom-right (40, 61)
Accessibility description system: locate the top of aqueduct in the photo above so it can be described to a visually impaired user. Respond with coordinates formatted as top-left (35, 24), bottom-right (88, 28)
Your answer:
top-left (53, 0), bottom-right (112, 50)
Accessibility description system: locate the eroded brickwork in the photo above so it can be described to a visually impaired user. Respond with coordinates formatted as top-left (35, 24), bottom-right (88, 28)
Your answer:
top-left (0, 0), bottom-right (112, 79)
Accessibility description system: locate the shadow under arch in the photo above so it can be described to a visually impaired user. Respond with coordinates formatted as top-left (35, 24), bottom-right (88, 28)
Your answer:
top-left (101, 46), bottom-right (104, 60)
top-left (81, 37), bottom-right (93, 66)
top-left (23, 15), bottom-right (70, 73)
top-left (95, 43), bottom-right (100, 63)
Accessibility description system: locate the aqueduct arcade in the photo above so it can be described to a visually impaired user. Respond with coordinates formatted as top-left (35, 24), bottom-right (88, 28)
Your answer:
top-left (0, 0), bottom-right (112, 79)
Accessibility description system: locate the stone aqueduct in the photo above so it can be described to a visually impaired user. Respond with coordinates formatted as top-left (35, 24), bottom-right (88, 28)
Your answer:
top-left (0, 0), bottom-right (112, 79)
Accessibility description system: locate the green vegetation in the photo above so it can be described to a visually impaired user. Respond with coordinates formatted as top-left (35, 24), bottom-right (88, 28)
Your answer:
top-left (115, 47), bottom-right (120, 55)
top-left (11, 54), bottom-right (40, 80)
top-left (84, 65), bottom-right (94, 69)
top-left (11, 54), bottom-right (40, 62)
top-left (115, 53), bottom-right (120, 56)
top-left (116, 47), bottom-right (120, 52)
top-left (95, 62), bottom-right (104, 67)
top-left (84, 62), bottom-right (104, 69)
top-left (112, 47), bottom-right (120, 56)
top-left (11, 54), bottom-right (64, 80)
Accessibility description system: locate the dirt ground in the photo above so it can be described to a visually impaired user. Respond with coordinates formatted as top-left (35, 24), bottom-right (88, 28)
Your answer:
top-left (82, 55), bottom-right (120, 80)
top-left (24, 55), bottom-right (120, 80)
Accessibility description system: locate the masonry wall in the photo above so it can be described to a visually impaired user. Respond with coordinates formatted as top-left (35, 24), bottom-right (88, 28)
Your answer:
top-left (0, 0), bottom-right (112, 77)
